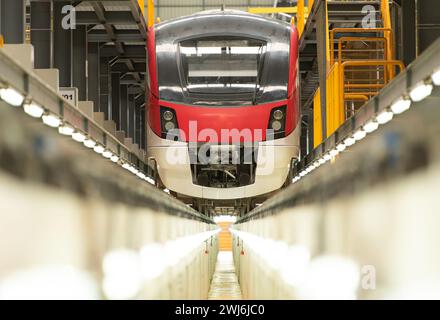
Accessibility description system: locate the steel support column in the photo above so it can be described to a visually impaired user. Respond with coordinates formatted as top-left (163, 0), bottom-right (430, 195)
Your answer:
top-left (0, 0), bottom-right (25, 44)
top-left (88, 42), bottom-right (100, 111)
top-left (135, 94), bottom-right (144, 148)
top-left (30, 1), bottom-right (51, 68)
top-left (53, 1), bottom-right (72, 87)
top-left (401, 0), bottom-right (417, 66)
top-left (120, 84), bottom-right (128, 133)
top-left (140, 104), bottom-right (147, 150)
top-left (110, 72), bottom-right (121, 128)
top-left (128, 92), bottom-right (135, 140)
top-left (99, 56), bottom-right (110, 118)
top-left (73, 25), bottom-right (87, 101)
top-left (417, 0), bottom-right (440, 55)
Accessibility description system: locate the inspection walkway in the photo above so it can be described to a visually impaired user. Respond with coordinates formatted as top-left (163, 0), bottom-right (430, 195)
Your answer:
top-left (208, 251), bottom-right (242, 300)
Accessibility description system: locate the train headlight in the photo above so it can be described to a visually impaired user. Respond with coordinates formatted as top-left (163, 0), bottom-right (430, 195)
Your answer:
top-left (268, 106), bottom-right (287, 139)
top-left (164, 121), bottom-right (175, 131)
top-left (271, 120), bottom-right (282, 131)
top-left (273, 109), bottom-right (284, 120)
top-left (163, 110), bottom-right (174, 121)
top-left (160, 107), bottom-right (179, 140)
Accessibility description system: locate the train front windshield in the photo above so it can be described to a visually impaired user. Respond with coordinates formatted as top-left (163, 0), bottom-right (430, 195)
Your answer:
top-left (179, 37), bottom-right (267, 95)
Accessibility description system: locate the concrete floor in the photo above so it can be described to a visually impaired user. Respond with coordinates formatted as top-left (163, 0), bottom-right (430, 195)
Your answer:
top-left (208, 252), bottom-right (242, 300)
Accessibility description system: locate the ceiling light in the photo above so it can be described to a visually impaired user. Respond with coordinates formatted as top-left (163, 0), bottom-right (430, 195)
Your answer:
top-left (390, 98), bottom-right (411, 114)
top-left (376, 110), bottom-right (393, 124)
top-left (110, 155), bottom-right (119, 163)
top-left (323, 153), bottom-right (331, 161)
top-left (0, 87), bottom-right (24, 107)
top-left (409, 82), bottom-right (433, 102)
top-left (23, 102), bottom-right (44, 118)
top-left (42, 113), bottom-right (61, 128)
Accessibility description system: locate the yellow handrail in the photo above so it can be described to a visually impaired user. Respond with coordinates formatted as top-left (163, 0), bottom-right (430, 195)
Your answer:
top-left (248, 6), bottom-right (307, 14)
top-left (329, 28), bottom-right (392, 66)
top-left (337, 37), bottom-right (388, 66)
top-left (326, 63), bottom-right (344, 137)
top-left (147, 0), bottom-right (154, 28)
top-left (0, 35), bottom-right (4, 48)
top-left (297, 0), bottom-right (305, 38)
top-left (137, 0), bottom-right (145, 16)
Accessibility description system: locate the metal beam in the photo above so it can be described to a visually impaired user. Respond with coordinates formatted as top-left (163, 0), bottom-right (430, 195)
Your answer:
top-left (100, 45), bottom-right (145, 58)
top-left (88, 29), bottom-right (144, 43)
top-left (76, 11), bottom-right (135, 25)
top-left (91, 2), bottom-right (124, 54)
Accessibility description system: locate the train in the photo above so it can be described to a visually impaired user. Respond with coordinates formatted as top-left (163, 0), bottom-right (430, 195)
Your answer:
top-left (146, 9), bottom-right (300, 201)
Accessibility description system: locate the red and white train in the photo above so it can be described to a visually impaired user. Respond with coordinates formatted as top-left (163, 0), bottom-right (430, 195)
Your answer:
top-left (146, 9), bottom-right (300, 200)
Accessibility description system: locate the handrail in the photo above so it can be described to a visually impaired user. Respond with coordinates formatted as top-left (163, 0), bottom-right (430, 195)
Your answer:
top-left (297, 0), bottom-right (305, 38)
top-left (337, 37), bottom-right (387, 66)
top-left (330, 28), bottom-right (393, 66)
top-left (147, 0), bottom-right (154, 28)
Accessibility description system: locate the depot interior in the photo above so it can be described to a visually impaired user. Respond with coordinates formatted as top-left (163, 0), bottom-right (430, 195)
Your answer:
top-left (1, 0), bottom-right (440, 300)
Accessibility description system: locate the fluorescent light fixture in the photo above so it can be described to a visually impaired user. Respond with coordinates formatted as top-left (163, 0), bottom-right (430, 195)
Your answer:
top-left (363, 120), bottom-right (379, 133)
top-left (146, 177), bottom-right (155, 185)
top-left (0, 87), bottom-right (24, 107)
top-left (299, 171), bottom-right (307, 177)
top-left (122, 163), bottom-right (131, 170)
top-left (42, 113), bottom-right (61, 128)
top-left (83, 138), bottom-right (96, 149)
top-left (344, 137), bottom-right (356, 147)
top-left (58, 124), bottom-right (74, 136)
top-left (376, 110), bottom-right (393, 124)
top-left (137, 172), bottom-right (146, 179)
top-left (72, 131), bottom-right (86, 143)
top-left (323, 153), bottom-right (332, 161)
top-left (318, 158), bottom-right (326, 165)
top-left (336, 143), bottom-right (346, 152)
top-left (353, 129), bottom-right (367, 141)
top-left (164, 189), bottom-right (170, 194)
top-left (110, 155), bottom-right (119, 163)
top-left (23, 102), bottom-right (44, 118)
top-left (329, 149), bottom-right (339, 157)
top-left (390, 98), bottom-right (411, 115)
top-left (409, 82), bottom-right (433, 102)
top-left (93, 144), bottom-right (105, 154)
top-left (102, 150), bottom-right (113, 159)
top-left (432, 68), bottom-right (440, 86)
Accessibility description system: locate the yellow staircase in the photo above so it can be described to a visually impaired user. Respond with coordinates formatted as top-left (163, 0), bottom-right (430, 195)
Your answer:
top-left (296, 0), bottom-right (404, 147)
top-left (217, 222), bottom-right (233, 251)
